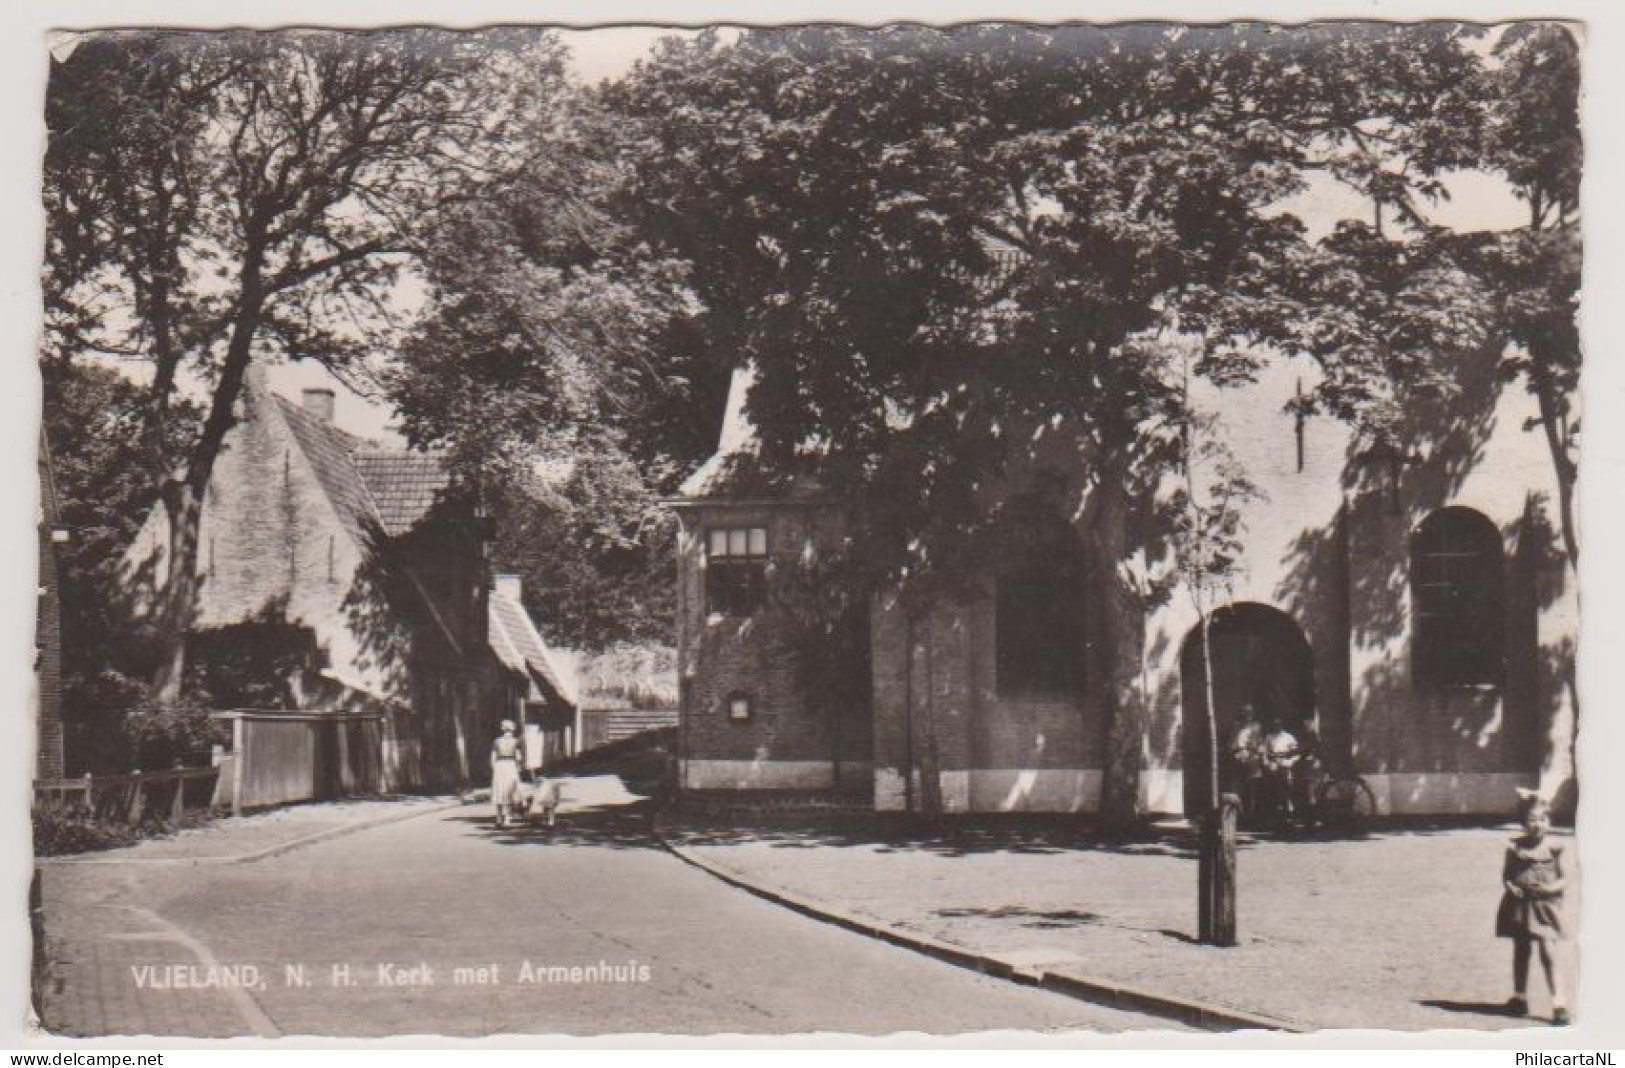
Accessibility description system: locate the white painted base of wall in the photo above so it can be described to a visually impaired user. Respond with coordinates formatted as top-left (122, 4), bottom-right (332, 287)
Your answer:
top-left (1366, 772), bottom-right (1535, 816)
top-left (1132, 771), bottom-right (1533, 817)
top-left (874, 768), bottom-right (1192, 814)
top-left (873, 768), bottom-right (972, 812)
top-left (1138, 769), bottom-right (1185, 815)
top-left (968, 769), bottom-right (1102, 812)
top-left (681, 759), bottom-right (873, 791)
top-left (874, 767), bottom-right (905, 811)
top-left (876, 768), bottom-right (1107, 813)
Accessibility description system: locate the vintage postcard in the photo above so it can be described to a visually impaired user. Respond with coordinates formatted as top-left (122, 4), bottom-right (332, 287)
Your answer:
top-left (19, 13), bottom-right (1615, 1044)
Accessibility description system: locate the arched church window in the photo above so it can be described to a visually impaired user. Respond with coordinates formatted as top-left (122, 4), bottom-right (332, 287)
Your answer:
top-left (1411, 507), bottom-right (1504, 688)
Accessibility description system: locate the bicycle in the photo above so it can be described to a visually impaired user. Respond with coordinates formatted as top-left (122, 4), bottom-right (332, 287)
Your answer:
top-left (1303, 754), bottom-right (1377, 831)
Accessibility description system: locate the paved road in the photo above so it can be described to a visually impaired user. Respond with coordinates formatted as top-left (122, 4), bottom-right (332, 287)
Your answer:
top-left (39, 779), bottom-right (1177, 1037)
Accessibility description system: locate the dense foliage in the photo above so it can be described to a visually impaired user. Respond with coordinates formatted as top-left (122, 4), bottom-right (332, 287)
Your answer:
top-left (45, 29), bottom-right (557, 701)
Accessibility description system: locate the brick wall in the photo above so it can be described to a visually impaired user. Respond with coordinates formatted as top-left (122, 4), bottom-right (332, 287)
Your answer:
top-left (869, 561), bottom-right (1107, 811)
top-left (677, 501), bottom-right (873, 787)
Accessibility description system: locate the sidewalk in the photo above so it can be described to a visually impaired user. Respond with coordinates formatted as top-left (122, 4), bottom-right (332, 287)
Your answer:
top-left (40, 794), bottom-right (461, 865)
top-left (659, 815), bottom-right (1579, 1032)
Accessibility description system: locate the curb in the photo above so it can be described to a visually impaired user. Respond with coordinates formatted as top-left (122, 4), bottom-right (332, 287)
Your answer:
top-left (39, 799), bottom-right (466, 868)
top-left (655, 822), bottom-right (1304, 1034)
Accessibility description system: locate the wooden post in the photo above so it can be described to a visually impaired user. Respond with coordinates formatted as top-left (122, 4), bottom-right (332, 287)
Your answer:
top-left (30, 866), bottom-right (46, 1012)
top-left (1215, 792), bottom-right (1239, 945)
top-left (81, 772), bottom-right (93, 816)
top-left (1198, 811), bottom-right (1212, 939)
top-left (128, 769), bottom-right (144, 824)
top-left (172, 761), bottom-right (186, 822)
top-left (232, 714), bottom-right (246, 818)
top-left (1199, 792), bottom-right (1240, 945)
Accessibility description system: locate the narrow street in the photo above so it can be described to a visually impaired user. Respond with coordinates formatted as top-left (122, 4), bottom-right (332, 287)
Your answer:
top-left (38, 779), bottom-right (1179, 1037)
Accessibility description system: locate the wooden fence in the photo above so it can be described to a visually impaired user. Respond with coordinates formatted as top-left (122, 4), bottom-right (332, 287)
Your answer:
top-left (580, 702), bottom-right (679, 753)
top-left (33, 764), bottom-right (220, 825)
top-left (216, 709), bottom-right (386, 815)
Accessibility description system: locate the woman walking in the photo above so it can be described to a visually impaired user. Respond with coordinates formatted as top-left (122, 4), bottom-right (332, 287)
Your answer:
top-left (490, 719), bottom-right (523, 828)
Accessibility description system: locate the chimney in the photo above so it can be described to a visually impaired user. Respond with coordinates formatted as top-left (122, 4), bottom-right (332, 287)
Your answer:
top-left (302, 388), bottom-right (335, 424)
top-left (494, 573), bottom-right (523, 602)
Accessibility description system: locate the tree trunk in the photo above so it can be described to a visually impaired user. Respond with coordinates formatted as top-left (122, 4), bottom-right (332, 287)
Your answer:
top-left (1195, 608), bottom-right (1239, 945)
top-left (1089, 476), bottom-right (1147, 831)
top-left (1201, 610), bottom-right (1220, 811)
top-left (830, 694), bottom-right (842, 792)
top-left (1527, 361), bottom-right (1580, 815)
top-left (146, 251), bottom-right (266, 704)
top-left (1199, 793), bottom-right (1239, 945)
top-left (916, 615), bottom-right (944, 815)
top-left (1530, 364), bottom-right (1579, 572)
top-left (149, 479), bottom-right (201, 705)
top-left (902, 609), bottom-right (915, 813)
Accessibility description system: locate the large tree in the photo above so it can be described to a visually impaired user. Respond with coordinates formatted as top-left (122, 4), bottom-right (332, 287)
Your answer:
top-left (44, 28), bottom-right (558, 702)
top-left (605, 24), bottom-right (1493, 820)
top-left (382, 82), bottom-right (724, 649)
top-left (1477, 23), bottom-right (1581, 570)
top-left (1249, 23), bottom-right (1581, 571)
top-left (40, 360), bottom-right (200, 770)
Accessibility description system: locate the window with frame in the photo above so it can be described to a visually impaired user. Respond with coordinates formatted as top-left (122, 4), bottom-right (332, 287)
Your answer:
top-left (706, 526), bottom-right (769, 616)
top-left (1411, 507), bottom-right (1505, 688)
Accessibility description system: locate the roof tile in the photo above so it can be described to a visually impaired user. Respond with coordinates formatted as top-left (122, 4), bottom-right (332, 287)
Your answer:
top-left (488, 587), bottom-right (572, 703)
top-left (353, 451), bottom-right (454, 537)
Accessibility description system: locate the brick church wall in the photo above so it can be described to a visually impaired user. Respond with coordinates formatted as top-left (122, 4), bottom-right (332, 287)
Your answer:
top-left (676, 500), bottom-right (868, 789)
top-left (677, 352), bottom-right (1575, 816)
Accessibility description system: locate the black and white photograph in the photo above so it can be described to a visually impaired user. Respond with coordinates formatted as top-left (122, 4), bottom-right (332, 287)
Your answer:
top-left (11, 6), bottom-right (1620, 1047)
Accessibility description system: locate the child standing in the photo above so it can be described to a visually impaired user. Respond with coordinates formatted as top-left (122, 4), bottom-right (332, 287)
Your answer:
top-left (1495, 789), bottom-right (1569, 1024)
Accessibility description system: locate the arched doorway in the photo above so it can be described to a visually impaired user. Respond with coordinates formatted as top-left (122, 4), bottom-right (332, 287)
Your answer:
top-left (1180, 603), bottom-right (1315, 817)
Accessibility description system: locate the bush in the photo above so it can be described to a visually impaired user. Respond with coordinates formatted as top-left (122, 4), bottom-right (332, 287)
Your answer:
top-left (32, 805), bottom-right (214, 857)
top-left (123, 696), bottom-right (228, 770)
top-left (62, 667), bottom-right (151, 774)
top-left (63, 670), bottom-right (226, 774)
top-left (32, 807), bottom-right (143, 856)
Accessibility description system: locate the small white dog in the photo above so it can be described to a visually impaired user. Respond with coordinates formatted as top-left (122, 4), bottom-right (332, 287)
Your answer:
top-left (520, 777), bottom-right (563, 827)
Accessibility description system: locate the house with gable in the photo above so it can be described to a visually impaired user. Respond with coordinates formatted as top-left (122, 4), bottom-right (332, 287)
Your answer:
top-left (488, 572), bottom-right (578, 766)
top-left (671, 346), bottom-right (1578, 818)
top-left (121, 365), bottom-right (574, 791)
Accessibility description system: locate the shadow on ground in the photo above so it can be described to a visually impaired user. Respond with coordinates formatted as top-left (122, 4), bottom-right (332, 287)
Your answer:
top-left (933, 905), bottom-right (1104, 929)
top-left (661, 813), bottom-right (1214, 858)
top-left (1419, 998), bottom-right (1532, 1020)
top-left (658, 813), bottom-right (1510, 859)
top-left (448, 801), bottom-right (658, 852)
